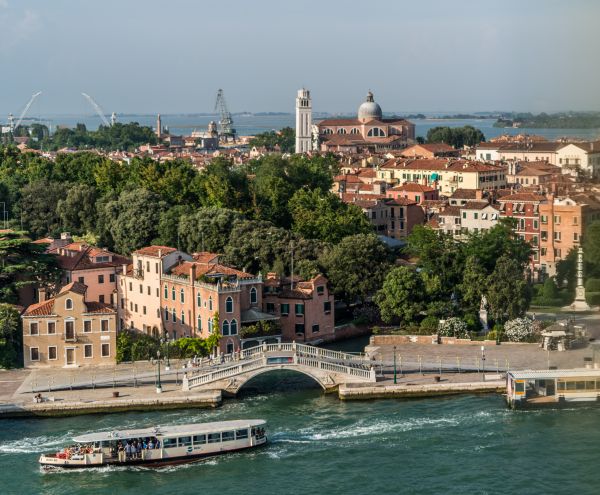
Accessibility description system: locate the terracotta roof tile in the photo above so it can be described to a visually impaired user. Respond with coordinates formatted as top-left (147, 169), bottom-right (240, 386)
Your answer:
top-left (23, 299), bottom-right (54, 316)
top-left (133, 246), bottom-right (178, 257)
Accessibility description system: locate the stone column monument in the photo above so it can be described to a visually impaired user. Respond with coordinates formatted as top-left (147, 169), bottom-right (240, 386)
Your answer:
top-left (571, 247), bottom-right (591, 311)
top-left (479, 295), bottom-right (489, 331)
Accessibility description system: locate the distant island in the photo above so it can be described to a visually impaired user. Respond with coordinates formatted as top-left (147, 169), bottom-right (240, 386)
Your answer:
top-left (494, 112), bottom-right (600, 129)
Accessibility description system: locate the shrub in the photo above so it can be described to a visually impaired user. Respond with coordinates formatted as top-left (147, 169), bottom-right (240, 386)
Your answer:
top-left (504, 317), bottom-right (535, 342)
top-left (585, 278), bottom-right (600, 293)
top-left (463, 313), bottom-right (482, 332)
top-left (586, 292), bottom-right (600, 306)
top-left (486, 329), bottom-right (497, 341)
top-left (419, 315), bottom-right (439, 334)
top-left (438, 317), bottom-right (469, 338)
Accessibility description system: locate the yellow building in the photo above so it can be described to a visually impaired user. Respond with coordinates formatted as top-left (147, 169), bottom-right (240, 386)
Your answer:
top-left (22, 282), bottom-right (117, 368)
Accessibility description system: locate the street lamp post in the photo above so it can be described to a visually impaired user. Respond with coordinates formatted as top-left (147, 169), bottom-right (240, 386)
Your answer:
top-left (393, 346), bottom-right (397, 384)
top-left (156, 350), bottom-right (162, 394)
top-left (163, 333), bottom-right (171, 371)
top-left (481, 345), bottom-right (486, 381)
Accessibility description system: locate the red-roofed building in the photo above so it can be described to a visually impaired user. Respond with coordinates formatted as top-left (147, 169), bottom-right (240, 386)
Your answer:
top-left (387, 182), bottom-right (439, 204)
top-left (400, 143), bottom-right (459, 159)
top-left (21, 283), bottom-right (117, 368)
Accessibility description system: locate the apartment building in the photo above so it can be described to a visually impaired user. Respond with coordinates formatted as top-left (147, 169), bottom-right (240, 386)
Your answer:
top-left (22, 282), bottom-right (117, 368)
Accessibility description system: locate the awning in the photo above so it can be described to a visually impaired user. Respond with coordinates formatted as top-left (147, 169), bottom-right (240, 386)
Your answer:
top-left (241, 308), bottom-right (280, 324)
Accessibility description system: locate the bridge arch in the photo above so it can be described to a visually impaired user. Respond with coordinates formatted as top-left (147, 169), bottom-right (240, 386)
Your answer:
top-left (226, 366), bottom-right (330, 394)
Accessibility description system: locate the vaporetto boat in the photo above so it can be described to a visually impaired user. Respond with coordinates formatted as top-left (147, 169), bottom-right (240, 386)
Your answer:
top-left (39, 420), bottom-right (267, 468)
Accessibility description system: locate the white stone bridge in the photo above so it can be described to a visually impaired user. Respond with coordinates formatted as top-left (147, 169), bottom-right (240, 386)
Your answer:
top-left (182, 343), bottom-right (376, 394)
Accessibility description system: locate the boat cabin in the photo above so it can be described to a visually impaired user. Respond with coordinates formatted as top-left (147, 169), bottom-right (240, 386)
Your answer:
top-left (506, 369), bottom-right (600, 409)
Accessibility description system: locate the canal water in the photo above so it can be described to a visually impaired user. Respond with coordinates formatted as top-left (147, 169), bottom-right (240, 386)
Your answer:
top-left (0, 372), bottom-right (598, 495)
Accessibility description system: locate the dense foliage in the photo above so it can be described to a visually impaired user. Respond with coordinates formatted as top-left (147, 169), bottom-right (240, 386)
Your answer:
top-left (426, 125), bottom-right (485, 147)
top-left (248, 127), bottom-right (295, 153)
top-left (0, 304), bottom-right (22, 368)
top-left (494, 112), bottom-right (600, 129)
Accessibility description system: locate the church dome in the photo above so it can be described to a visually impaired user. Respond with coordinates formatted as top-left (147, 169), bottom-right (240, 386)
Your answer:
top-left (357, 91), bottom-right (382, 122)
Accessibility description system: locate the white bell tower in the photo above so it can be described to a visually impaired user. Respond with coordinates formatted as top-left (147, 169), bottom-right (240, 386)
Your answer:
top-left (295, 88), bottom-right (312, 154)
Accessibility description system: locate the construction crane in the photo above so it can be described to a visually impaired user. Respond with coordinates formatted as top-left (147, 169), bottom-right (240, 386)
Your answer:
top-left (214, 89), bottom-right (236, 142)
top-left (81, 93), bottom-right (112, 127)
top-left (12, 91), bottom-right (42, 132)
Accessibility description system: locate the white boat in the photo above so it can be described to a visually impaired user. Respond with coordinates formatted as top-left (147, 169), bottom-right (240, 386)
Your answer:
top-left (39, 419), bottom-right (267, 468)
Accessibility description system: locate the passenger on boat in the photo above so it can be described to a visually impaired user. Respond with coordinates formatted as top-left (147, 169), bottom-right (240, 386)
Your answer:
top-left (148, 439), bottom-right (155, 449)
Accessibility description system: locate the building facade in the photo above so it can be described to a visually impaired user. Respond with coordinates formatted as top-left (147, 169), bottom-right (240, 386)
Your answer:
top-left (22, 282), bottom-right (117, 368)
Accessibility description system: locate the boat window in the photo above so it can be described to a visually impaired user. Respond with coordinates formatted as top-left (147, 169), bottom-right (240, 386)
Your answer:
top-left (178, 436), bottom-right (192, 447)
top-left (557, 381), bottom-right (566, 391)
top-left (586, 380), bottom-right (597, 390)
top-left (163, 438), bottom-right (177, 448)
top-left (576, 381), bottom-right (586, 390)
top-left (566, 382), bottom-right (576, 391)
top-left (207, 433), bottom-right (221, 443)
top-left (193, 435), bottom-right (206, 445)
top-left (514, 381), bottom-right (525, 393)
top-left (235, 429), bottom-right (249, 440)
top-left (221, 431), bottom-right (235, 442)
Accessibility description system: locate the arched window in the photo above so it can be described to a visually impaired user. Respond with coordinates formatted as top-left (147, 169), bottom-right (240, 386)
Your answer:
top-left (367, 127), bottom-right (386, 137)
top-left (250, 287), bottom-right (257, 305)
top-left (337, 128), bottom-right (347, 134)
top-left (197, 316), bottom-right (202, 331)
top-left (225, 296), bottom-right (233, 313)
top-left (65, 298), bottom-right (73, 310)
top-left (350, 128), bottom-right (360, 135)
top-left (322, 128), bottom-right (333, 135)
top-left (197, 291), bottom-right (201, 307)
top-left (180, 288), bottom-right (185, 303)
top-left (208, 318), bottom-right (213, 334)
top-left (171, 308), bottom-right (176, 323)
top-left (230, 319), bottom-right (238, 335)
top-left (163, 284), bottom-right (168, 299)
top-left (208, 296), bottom-right (213, 311)
top-left (181, 311), bottom-right (185, 325)
top-left (165, 308), bottom-right (169, 321)
top-left (171, 286), bottom-right (175, 300)
top-left (222, 320), bottom-right (230, 336)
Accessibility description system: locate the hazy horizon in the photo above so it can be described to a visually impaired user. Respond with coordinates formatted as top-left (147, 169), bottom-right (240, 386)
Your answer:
top-left (1, 0), bottom-right (599, 116)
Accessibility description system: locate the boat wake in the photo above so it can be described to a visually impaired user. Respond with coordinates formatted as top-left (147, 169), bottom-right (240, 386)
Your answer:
top-left (0, 432), bottom-right (76, 454)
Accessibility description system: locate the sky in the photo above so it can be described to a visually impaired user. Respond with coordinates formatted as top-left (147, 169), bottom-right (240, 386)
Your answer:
top-left (0, 0), bottom-right (599, 116)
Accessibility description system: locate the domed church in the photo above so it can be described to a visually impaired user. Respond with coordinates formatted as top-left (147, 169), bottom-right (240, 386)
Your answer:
top-left (317, 91), bottom-right (415, 153)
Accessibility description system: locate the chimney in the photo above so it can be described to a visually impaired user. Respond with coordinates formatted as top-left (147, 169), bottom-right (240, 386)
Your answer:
top-left (38, 287), bottom-right (47, 302)
top-left (190, 264), bottom-right (197, 284)
top-left (158, 249), bottom-right (162, 258)
top-left (122, 264), bottom-right (127, 275)
top-left (475, 189), bottom-right (484, 200)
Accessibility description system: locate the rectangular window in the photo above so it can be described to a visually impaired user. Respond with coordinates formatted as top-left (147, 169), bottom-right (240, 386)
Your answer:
top-left (30, 322), bottom-right (39, 335)
top-left (207, 433), bottom-right (221, 444)
top-left (109, 273), bottom-right (115, 283)
top-left (99, 295), bottom-right (105, 303)
top-left (135, 304), bottom-right (138, 313)
top-left (83, 320), bottom-right (92, 333)
top-left (317, 285), bottom-right (325, 295)
top-left (146, 261), bottom-right (150, 272)
top-left (193, 435), bottom-right (206, 445)
top-left (554, 232), bottom-right (561, 241)
top-left (221, 431), bottom-right (235, 442)
top-left (235, 429), bottom-right (249, 440)
top-left (30, 347), bottom-right (39, 361)
top-left (324, 301), bottom-right (332, 314)
top-left (129, 282), bottom-right (132, 291)
top-left (147, 286), bottom-right (151, 295)
top-left (312, 324), bottom-right (320, 333)
top-left (178, 436), bottom-right (192, 447)
top-left (139, 284), bottom-right (143, 294)
top-left (143, 306), bottom-right (147, 315)
top-left (101, 343), bottom-right (110, 357)
top-left (554, 215), bottom-right (561, 225)
top-left (84, 344), bottom-right (93, 358)
top-left (295, 324), bottom-right (305, 334)
top-left (295, 304), bottom-right (304, 316)
top-left (266, 302), bottom-right (275, 313)
top-left (462, 212), bottom-right (466, 219)
top-left (47, 321), bottom-right (56, 335)
top-left (78, 276), bottom-right (85, 284)
top-left (101, 320), bottom-right (109, 332)
top-left (280, 303), bottom-right (289, 316)
top-left (162, 438), bottom-right (177, 448)
top-left (473, 212), bottom-right (478, 220)
top-left (98, 274), bottom-right (104, 284)
top-left (155, 263), bottom-right (159, 273)
top-left (48, 346), bottom-right (57, 360)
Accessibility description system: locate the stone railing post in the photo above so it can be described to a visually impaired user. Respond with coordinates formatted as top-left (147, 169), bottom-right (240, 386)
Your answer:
top-left (369, 366), bottom-right (376, 382)
top-left (262, 342), bottom-right (267, 353)
top-left (182, 373), bottom-right (190, 391)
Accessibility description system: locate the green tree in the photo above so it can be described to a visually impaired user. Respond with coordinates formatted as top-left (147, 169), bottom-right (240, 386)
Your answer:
top-left (375, 266), bottom-right (426, 324)
top-left (320, 234), bottom-right (391, 304)
top-left (0, 304), bottom-right (22, 368)
top-left (155, 205), bottom-right (192, 248)
top-left (19, 180), bottom-right (67, 238)
top-left (459, 256), bottom-right (488, 314)
top-left (289, 188), bottom-right (372, 243)
top-left (194, 158), bottom-right (251, 211)
top-left (584, 221), bottom-right (600, 277)
top-left (486, 256), bottom-right (531, 323)
top-left (0, 230), bottom-right (61, 304)
top-left (56, 183), bottom-right (98, 235)
top-left (426, 125), bottom-right (485, 147)
top-left (178, 207), bottom-right (244, 254)
top-left (97, 188), bottom-right (166, 254)
top-left (248, 127), bottom-right (295, 152)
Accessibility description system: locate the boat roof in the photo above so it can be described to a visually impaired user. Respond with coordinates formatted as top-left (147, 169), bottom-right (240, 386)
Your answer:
top-left (508, 369), bottom-right (600, 380)
top-left (73, 420), bottom-right (266, 443)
